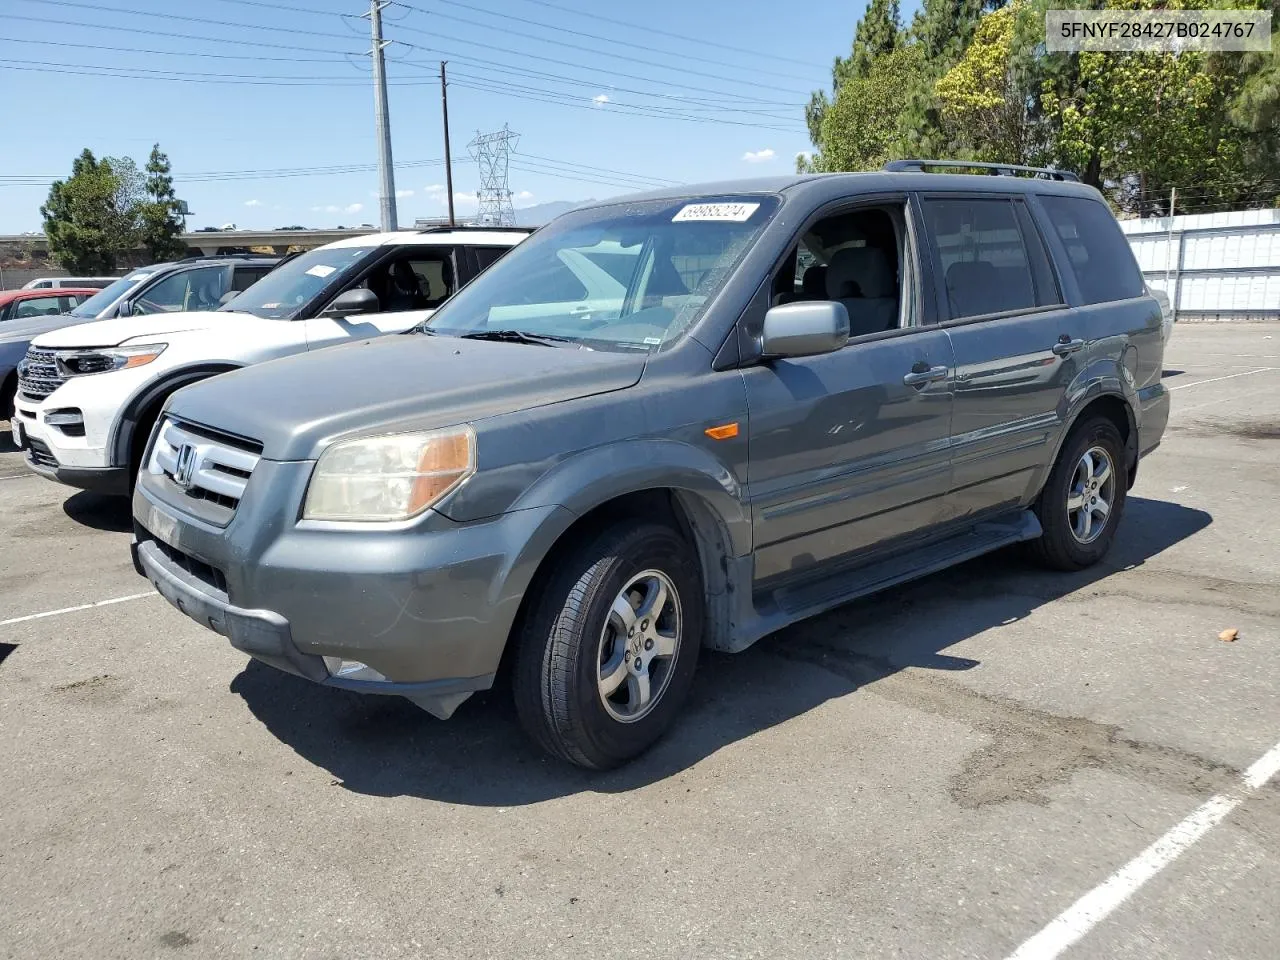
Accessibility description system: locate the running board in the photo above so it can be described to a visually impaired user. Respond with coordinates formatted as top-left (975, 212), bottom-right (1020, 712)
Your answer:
top-left (723, 511), bottom-right (1042, 652)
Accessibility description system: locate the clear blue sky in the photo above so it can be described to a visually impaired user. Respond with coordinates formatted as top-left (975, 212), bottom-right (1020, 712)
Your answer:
top-left (0, 0), bottom-right (920, 232)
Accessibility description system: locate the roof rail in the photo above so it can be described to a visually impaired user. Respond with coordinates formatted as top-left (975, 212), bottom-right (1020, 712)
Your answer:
top-left (414, 224), bottom-right (536, 235)
top-left (176, 252), bottom-right (281, 262)
top-left (884, 159), bottom-right (1080, 182)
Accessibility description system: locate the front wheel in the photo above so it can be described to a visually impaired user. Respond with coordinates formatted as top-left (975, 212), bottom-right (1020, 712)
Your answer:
top-left (513, 522), bottom-right (703, 769)
top-left (1028, 416), bottom-right (1127, 571)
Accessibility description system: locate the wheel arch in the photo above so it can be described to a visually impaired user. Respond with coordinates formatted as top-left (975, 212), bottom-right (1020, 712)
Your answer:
top-left (109, 362), bottom-right (243, 467)
top-left (1037, 387), bottom-right (1139, 501)
top-left (495, 480), bottom-right (744, 684)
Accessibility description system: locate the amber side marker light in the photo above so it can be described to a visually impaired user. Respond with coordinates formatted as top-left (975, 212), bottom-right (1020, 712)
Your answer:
top-left (705, 422), bottom-right (740, 440)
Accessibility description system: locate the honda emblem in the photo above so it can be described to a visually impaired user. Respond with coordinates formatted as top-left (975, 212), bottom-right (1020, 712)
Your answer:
top-left (173, 444), bottom-right (197, 489)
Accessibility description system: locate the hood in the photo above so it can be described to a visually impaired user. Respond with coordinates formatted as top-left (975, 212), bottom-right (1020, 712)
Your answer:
top-left (32, 311), bottom-right (223, 349)
top-left (0, 312), bottom-right (95, 347)
top-left (166, 333), bottom-right (647, 461)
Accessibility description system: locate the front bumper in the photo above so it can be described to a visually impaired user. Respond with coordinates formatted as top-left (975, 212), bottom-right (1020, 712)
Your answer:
top-left (132, 538), bottom-right (489, 717)
top-left (132, 461), bottom-right (574, 713)
top-left (25, 437), bottom-right (130, 495)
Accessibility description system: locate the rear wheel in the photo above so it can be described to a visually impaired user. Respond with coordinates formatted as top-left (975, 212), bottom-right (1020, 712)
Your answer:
top-left (513, 521), bottom-right (703, 769)
top-left (1028, 415), bottom-right (1126, 570)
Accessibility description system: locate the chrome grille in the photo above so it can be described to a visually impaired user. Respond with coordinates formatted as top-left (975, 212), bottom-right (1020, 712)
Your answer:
top-left (17, 347), bottom-right (65, 401)
top-left (148, 418), bottom-right (262, 517)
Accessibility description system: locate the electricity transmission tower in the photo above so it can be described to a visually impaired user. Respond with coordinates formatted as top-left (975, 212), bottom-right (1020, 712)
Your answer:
top-left (468, 126), bottom-right (520, 226)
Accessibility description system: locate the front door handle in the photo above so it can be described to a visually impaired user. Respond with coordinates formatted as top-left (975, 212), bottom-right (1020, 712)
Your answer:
top-left (1052, 337), bottom-right (1085, 356)
top-left (903, 364), bottom-right (949, 386)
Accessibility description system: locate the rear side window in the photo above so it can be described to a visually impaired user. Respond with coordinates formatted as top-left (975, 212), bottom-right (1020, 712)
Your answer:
top-left (231, 266), bottom-right (273, 293)
top-left (923, 198), bottom-right (1038, 319)
top-left (473, 247), bottom-right (511, 272)
top-left (1038, 196), bottom-right (1144, 304)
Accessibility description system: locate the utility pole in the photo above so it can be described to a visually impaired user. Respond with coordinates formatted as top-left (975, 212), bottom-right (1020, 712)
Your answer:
top-left (364, 0), bottom-right (398, 232)
top-left (441, 61), bottom-right (455, 227)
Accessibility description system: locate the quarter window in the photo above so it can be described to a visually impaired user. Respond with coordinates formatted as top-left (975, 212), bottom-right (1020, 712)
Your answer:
top-left (924, 198), bottom-right (1037, 319)
top-left (1039, 195), bottom-right (1145, 305)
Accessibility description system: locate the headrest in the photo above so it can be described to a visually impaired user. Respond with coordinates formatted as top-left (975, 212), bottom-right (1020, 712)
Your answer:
top-left (827, 246), bottom-right (895, 299)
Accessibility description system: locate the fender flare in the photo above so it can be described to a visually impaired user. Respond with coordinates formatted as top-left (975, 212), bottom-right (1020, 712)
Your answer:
top-left (108, 363), bottom-right (243, 466)
top-left (1032, 369), bottom-right (1140, 499)
top-left (507, 437), bottom-right (752, 557)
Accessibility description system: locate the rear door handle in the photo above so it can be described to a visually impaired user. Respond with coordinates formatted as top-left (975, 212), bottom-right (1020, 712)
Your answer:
top-left (1052, 337), bottom-right (1085, 356)
top-left (903, 364), bottom-right (949, 386)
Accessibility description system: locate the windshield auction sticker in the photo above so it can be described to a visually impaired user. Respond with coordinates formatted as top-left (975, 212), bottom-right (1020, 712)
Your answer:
top-left (1046, 10), bottom-right (1271, 52)
top-left (672, 202), bottom-right (760, 223)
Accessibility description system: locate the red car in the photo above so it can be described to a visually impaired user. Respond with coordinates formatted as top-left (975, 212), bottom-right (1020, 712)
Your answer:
top-left (0, 288), bottom-right (102, 324)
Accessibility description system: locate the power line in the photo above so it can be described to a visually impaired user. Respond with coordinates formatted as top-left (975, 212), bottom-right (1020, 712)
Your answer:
top-left (0, 14), bottom-right (361, 56)
top-left (11, 0), bottom-right (355, 42)
top-left (436, 64), bottom-right (799, 120)
top-left (480, 0), bottom-right (819, 69)
top-left (388, 16), bottom-right (808, 99)
top-left (411, 0), bottom-right (820, 85)
top-left (514, 151), bottom-right (679, 186)
top-left (0, 36), bottom-right (354, 64)
top-left (446, 76), bottom-right (802, 132)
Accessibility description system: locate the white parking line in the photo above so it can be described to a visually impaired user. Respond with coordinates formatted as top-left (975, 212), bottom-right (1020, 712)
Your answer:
top-left (1006, 740), bottom-right (1280, 960)
top-left (0, 592), bottom-right (156, 627)
top-left (1168, 367), bottom-right (1276, 391)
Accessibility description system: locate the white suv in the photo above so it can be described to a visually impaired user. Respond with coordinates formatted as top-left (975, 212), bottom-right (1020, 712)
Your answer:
top-left (13, 228), bottom-right (530, 495)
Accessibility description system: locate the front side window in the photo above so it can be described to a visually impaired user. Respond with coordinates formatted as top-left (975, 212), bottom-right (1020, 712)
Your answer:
top-left (67, 270), bottom-right (153, 318)
top-left (924, 198), bottom-right (1037, 319)
top-left (770, 205), bottom-right (911, 337)
top-left (426, 196), bottom-right (780, 350)
top-left (14, 296), bottom-right (67, 319)
top-left (353, 251), bottom-right (456, 312)
top-left (131, 266), bottom-right (229, 315)
top-left (220, 246), bottom-right (376, 319)
top-left (1039, 195), bottom-right (1145, 305)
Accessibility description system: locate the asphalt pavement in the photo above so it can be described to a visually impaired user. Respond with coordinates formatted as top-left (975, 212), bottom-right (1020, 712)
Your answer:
top-left (1, 322), bottom-right (1278, 960)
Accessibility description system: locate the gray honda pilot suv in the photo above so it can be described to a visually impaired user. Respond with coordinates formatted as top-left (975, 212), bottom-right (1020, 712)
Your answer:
top-left (131, 163), bottom-right (1170, 769)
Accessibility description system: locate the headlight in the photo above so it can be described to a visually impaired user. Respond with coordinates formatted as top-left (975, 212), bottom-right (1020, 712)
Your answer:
top-left (303, 426), bottom-right (476, 522)
top-left (56, 342), bottom-right (167, 376)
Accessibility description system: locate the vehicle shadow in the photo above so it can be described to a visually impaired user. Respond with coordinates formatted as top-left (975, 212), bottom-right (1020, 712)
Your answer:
top-left (231, 496), bottom-right (1211, 805)
top-left (62, 491), bottom-right (133, 533)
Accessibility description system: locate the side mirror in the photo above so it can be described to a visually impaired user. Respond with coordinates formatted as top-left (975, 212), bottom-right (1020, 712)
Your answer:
top-left (218, 290), bottom-right (238, 306)
top-left (322, 287), bottom-right (379, 318)
top-left (118, 299), bottom-right (136, 317)
top-left (761, 301), bottom-right (849, 359)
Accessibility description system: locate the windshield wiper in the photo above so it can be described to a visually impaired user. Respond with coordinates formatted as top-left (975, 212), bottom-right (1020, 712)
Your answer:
top-left (406, 321), bottom-right (436, 335)
top-left (458, 329), bottom-right (575, 347)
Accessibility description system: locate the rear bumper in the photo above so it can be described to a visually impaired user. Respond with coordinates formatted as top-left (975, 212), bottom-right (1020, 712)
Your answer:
top-left (1137, 381), bottom-right (1170, 458)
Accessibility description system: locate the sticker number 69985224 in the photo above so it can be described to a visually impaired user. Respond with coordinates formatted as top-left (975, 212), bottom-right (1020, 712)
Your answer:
top-left (672, 202), bottom-right (760, 223)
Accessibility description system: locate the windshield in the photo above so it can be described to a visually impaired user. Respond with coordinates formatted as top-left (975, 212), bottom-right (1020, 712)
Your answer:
top-left (425, 196), bottom-right (780, 350)
top-left (67, 269), bottom-right (154, 318)
top-left (219, 246), bottom-right (376, 319)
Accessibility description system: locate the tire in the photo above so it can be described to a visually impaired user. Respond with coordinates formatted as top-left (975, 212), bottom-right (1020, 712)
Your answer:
top-left (513, 521), bottom-right (703, 769)
top-left (1028, 415), bottom-right (1127, 571)
top-left (1, 374), bottom-right (15, 423)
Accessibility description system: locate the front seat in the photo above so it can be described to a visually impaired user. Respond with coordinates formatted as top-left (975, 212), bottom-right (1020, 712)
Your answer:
top-left (800, 264), bottom-right (828, 300)
top-left (827, 246), bottom-right (899, 336)
top-left (384, 261), bottom-right (428, 312)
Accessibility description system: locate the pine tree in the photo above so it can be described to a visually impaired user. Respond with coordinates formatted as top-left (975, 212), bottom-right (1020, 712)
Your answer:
top-left (140, 144), bottom-right (188, 263)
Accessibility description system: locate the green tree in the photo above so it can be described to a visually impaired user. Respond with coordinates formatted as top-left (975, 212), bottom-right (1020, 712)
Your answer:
top-left (140, 145), bottom-right (188, 262)
top-left (851, 0), bottom-right (901, 77)
top-left (40, 149), bottom-right (138, 273)
top-left (813, 45), bottom-right (930, 171)
top-left (936, 5), bottom-right (1041, 163)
